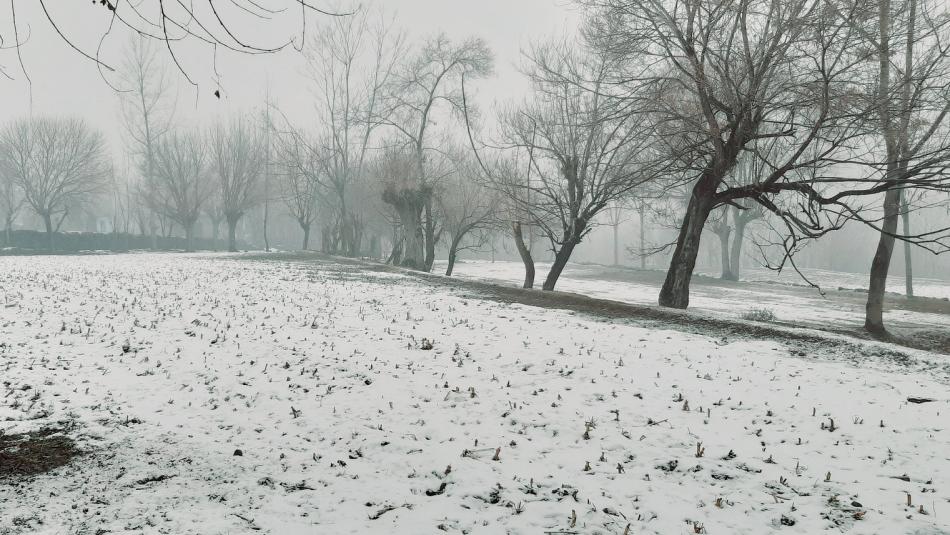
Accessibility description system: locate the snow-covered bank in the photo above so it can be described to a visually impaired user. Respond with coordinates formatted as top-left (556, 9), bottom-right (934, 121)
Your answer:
top-left (1, 253), bottom-right (948, 534)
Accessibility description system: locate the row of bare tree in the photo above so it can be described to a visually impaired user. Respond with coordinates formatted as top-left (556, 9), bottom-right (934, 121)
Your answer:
top-left (2, 0), bottom-right (949, 337)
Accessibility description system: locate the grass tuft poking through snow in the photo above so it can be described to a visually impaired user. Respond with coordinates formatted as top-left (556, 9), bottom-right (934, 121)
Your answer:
top-left (0, 253), bottom-right (948, 534)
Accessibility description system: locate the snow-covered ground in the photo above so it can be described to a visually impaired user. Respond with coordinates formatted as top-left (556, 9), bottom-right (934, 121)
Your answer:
top-left (437, 260), bottom-right (950, 332)
top-left (1, 253), bottom-right (948, 534)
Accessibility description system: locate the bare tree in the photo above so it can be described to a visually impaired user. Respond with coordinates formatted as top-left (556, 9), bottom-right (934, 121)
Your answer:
top-left (276, 136), bottom-right (322, 250)
top-left (0, 164), bottom-right (23, 246)
top-left (117, 36), bottom-right (176, 250)
top-left (380, 33), bottom-right (494, 271)
top-left (441, 155), bottom-right (497, 276)
top-left (304, 7), bottom-right (405, 257)
top-left (2, 2), bottom-right (351, 96)
top-left (210, 117), bottom-right (266, 252)
top-left (580, 0), bottom-right (880, 308)
top-left (855, 0), bottom-right (950, 333)
top-left (151, 130), bottom-right (211, 251)
top-left (495, 42), bottom-right (661, 290)
top-left (0, 117), bottom-right (108, 251)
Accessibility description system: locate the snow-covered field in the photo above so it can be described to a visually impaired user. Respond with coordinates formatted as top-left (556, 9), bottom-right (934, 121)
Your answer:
top-left (1, 253), bottom-right (948, 534)
top-left (437, 260), bottom-right (950, 332)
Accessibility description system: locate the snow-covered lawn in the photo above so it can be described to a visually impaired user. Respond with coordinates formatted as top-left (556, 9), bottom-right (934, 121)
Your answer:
top-left (1, 253), bottom-right (948, 534)
top-left (436, 260), bottom-right (950, 332)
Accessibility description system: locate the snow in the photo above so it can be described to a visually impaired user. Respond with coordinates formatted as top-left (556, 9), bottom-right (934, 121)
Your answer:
top-left (1, 253), bottom-right (948, 534)
top-left (436, 259), bottom-right (950, 332)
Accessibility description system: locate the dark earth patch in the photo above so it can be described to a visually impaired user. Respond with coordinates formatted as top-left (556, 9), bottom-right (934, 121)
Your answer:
top-left (0, 426), bottom-right (80, 480)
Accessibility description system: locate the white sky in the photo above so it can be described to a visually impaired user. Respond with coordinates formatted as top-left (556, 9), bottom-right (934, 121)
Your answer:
top-left (0, 0), bottom-right (581, 161)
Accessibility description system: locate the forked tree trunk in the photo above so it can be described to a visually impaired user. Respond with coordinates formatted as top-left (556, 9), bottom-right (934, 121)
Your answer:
top-left (513, 222), bottom-right (535, 289)
top-left (900, 193), bottom-right (914, 298)
top-left (865, 186), bottom-right (902, 333)
top-left (659, 178), bottom-right (717, 308)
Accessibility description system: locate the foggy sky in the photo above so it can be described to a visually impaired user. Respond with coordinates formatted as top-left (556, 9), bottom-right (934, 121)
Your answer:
top-left (0, 1), bottom-right (580, 164)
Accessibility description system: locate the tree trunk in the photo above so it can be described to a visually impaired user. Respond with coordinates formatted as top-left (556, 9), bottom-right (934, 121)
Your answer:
top-left (638, 208), bottom-right (646, 270)
top-left (211, 221), bottom-right (220, 251)
top-left (185, 224), bottom-right (195, 252)
top-left (423, 198), bottom-right (436, 272)
top-left (397, 204), bottom-right (425, 270)
top-left (42, 213), bottom-right (54, 252)
top-left (659, 178), bottom-right (717, 308)
top-left (717, 226), bottom-right (735, 281)
top-left (445, 235), bottom-right (463, 277)
top-left (542, 238), bottom-right (579, 291)
top-left (612, 223), bottom-right (619, 266)
top-left (730, 213), bottom-right (748, 280)
top-left (900, 193), bottom-right (914, 298)
top-left (513, 222), bottom-right (535, 289)
top-left (263, 200), bottom-right (270, 253)
top-left (301, 223), bottom-right (311, 251)
top-left (865, 187), bottom-right (901, 333)
top-left (226, 215), bottom-right (240, 252)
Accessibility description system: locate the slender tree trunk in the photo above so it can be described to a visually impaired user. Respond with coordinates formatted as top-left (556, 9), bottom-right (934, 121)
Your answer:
top-left (900, 193), bottom-right (914, 298)
top-left (445, 234), bottom-right (463, 277)
top-left (542, 238), bottom-right (580, 291)
top-left (638, 208), bottom-right (646, 270)
top-left (185, 224), bottom-right (195, 252)
top-left (513, 222), bottom-right (535, 289)
top-left (226, 215), bottom-right (240, 252)
top-left (423, 198), bottom-right (436, 272)
top-left (43, 213), bottom-right (54, 252)
top-left (612, 223), bottom-right (619, 266)
top-left (865, 187), bottom-right (901, 333)
top-left (730, 214), bottom-right (748, 280)
top-left (211, 222), bottom-right (220, 251)
top-left (659, 177), bottom-right (717, 308)
top-left (263, 201), bottom-right (270, 252)
top-left (301, 223), bottom-right (311, 251)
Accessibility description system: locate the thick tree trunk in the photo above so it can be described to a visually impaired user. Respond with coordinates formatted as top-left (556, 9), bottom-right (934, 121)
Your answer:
top-left (730, 215), bottom-right (748, 280)
top-left (513, 222), bottom-right (535, 289)
top-left (659, 178), bottom-right (717, 308)
top-left (226, 215), bottom-right (240, 252)
top-left (42, 213), bottom-right (54, 252)
top-left (865, 187), bottom-right (901, 333)
top-left (718, 226), bottom-right (734, 280)
top-left (542, 238), bottom-right (579, 291)
top-left (900, 193), bottom-right (914, 298)
top-left (397, 205), bottom-right (425, 270)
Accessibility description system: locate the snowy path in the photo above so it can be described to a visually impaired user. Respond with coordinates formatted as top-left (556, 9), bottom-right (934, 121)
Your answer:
top-left (1, 253), bottom-right (948, 534)
top-left (435, 260), bottom-right (950, 334)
